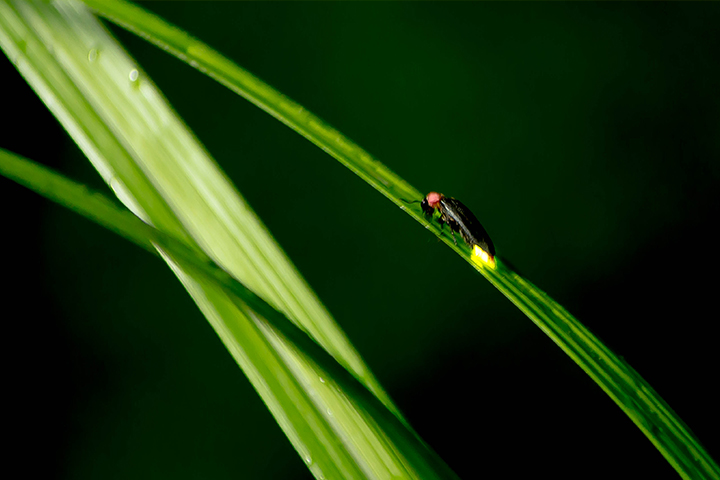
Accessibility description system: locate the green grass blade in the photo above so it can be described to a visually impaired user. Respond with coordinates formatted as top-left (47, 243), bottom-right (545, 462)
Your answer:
top-left (76, 1), bottom-right (720, 478)
top-left (0, 146), bottom-right (456, 479)
top-left (0, 1), bottom-right (458, 478)
top-left (486, 261), bottom-right (719, 480)
top-left (2, 0), bottom-right (396, 419)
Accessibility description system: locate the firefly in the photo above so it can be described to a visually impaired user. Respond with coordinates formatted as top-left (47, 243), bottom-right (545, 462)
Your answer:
top-left (415, 192), bottom-right (495, 267)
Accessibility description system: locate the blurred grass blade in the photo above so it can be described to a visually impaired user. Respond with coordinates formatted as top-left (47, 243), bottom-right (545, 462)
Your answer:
top-left (4, 0), bottom-right (396, 417)
top-left (76, 0), bottom-right (720, 478)
top-left (0, 1), bottom-right (460, 478)
top-left (0, 146), bottom-right (455, 479)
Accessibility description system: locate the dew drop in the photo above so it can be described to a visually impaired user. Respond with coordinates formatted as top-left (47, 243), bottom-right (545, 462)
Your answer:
top-left (87, 48), bottom-right (98, 62)
top-left (128, 68), bottom-right (139, 82)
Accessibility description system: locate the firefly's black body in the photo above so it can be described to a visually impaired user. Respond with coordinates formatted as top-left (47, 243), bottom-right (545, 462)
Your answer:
top-left (421, 193), bottom-right (495, 257)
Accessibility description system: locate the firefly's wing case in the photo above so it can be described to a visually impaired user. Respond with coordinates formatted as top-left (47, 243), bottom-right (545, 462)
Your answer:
top-left (441, 197), bottom-right (495, 256)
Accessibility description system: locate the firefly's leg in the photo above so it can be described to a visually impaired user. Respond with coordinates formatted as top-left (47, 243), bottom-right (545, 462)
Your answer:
top-left (444, 217), bottom-right (459, 246)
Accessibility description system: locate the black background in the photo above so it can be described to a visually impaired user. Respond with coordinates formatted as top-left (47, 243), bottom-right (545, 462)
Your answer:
top-left (2, 2), bottom-right (719, 479)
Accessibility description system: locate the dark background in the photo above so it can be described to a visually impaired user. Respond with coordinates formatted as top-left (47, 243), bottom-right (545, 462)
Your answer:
top-left (3, 2), bottom-right (719, 479)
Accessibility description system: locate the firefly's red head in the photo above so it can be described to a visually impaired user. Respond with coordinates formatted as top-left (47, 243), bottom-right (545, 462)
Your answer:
top-left (425, 192), bottom-right (443, 208)
top-left (420, 191), bottom-right (444, 217)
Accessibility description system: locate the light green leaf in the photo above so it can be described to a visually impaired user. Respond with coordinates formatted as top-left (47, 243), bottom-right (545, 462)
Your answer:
top-left (0, 1), bottom-right (457, 479)
top-left (0, 145), bottom-right (454, 479)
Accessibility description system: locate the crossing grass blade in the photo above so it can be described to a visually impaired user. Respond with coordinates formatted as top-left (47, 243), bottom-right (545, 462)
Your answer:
top-left (0, 146), bottom-right (456, 479)
top-left (0, 1), bottom-right (459, 479)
